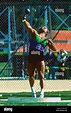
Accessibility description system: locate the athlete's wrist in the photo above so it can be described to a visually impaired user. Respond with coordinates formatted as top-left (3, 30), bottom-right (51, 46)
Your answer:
top-left (22, 19), bottom-right (26, 23)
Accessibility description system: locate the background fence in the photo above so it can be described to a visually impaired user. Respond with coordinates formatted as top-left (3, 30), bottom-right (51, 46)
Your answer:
top-left (0, 0), bottom-right (71, 79)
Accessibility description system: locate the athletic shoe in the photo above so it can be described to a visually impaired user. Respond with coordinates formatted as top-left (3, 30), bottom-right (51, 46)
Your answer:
top-left (40, 93), bottom-right (44, 98)
top-left (32, 93), bottom-right (36, 98)
top-left (40, 89), bottom-right (44, 98)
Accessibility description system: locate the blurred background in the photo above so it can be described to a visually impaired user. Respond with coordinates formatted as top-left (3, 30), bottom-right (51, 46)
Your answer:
top-left (0, 0), bottom-right (71, 80)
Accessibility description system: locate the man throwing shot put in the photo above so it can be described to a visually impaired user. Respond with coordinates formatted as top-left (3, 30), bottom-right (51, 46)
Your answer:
top-left (22, 9), bottom-right (57, 98)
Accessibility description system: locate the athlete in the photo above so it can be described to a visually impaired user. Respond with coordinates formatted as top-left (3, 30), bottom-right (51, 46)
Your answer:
top-left (22, 15), bottom-right (57, 98)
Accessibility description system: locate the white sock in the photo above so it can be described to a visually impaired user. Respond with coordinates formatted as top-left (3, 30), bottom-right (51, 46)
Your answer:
top-left (40, 88), bottom-right (44, 94)
top-left (31, 87), bottom-right (36, 94)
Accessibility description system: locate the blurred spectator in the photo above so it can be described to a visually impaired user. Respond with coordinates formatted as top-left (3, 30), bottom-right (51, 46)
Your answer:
top-left (65, 54), bottom-right (71, 79)
top-left (44, 65), bottom-right (49, 79)
top-left (45, 48), bottom-right (57, 79)
top-left (57, 49), bottom-right (68, 79)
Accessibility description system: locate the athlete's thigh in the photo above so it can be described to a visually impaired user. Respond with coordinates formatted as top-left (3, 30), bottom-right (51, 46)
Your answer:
top-left (36, 60), bottom-right (45, 74)
top-left (27, 62), bottom-right (36, 77)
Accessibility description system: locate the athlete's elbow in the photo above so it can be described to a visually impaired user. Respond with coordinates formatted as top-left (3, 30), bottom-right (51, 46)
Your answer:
top-left (48, 44), bottom-right (57, 51)
top-left (53, 48), bottom-right (57, 51)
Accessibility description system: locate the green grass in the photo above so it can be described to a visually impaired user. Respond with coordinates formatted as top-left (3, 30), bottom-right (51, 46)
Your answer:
top-left (0, 62), bottom-right (6, 70)
top-left (0, 91), bottom-right (71, 106)
top-left (0, 62), bottom-right (13, 77)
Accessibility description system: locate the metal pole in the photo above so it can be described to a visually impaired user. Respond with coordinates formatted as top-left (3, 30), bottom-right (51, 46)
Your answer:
top-left (44, 6), bottom-right (48, 54)
top-left (48, 6), bottom-right (52, 38)
top-left (8, 7), bottom-right (11, 77)
top-left (30, 6), bottom-right (33, 26)
top-left (44, 6), bottom-right (48, 27)
top-left (12, 6), bottom-right (17, 49)
top-left (22, 7), bottom-right (26, 79)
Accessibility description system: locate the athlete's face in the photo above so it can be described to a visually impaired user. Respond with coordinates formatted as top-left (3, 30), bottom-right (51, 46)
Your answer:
top-left (39, 32), bottom-right (46, 40)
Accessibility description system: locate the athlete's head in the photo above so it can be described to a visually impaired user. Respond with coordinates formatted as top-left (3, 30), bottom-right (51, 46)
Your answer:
top-left (59, 49), bottom-right (64, 54)
top-left (38, 26), bottom-right (49, 40)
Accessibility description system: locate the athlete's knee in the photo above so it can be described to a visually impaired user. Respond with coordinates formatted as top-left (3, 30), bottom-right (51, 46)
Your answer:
top-left (29, 76), bottom-right (35, 80)
top-left (38, 72), bottom-right (44, 80)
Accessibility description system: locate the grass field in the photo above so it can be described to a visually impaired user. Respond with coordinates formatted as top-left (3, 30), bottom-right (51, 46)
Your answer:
top-left (0, 62), bottom-right (71, 107)
top-left (0, 90), bottom-right (71, 106)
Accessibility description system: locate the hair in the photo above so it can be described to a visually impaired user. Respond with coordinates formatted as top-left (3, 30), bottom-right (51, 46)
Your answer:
top-left (60, 49), bottom-right (64, 53)
top-left (38, 26), bottom-right (49, 36)
top-left (58, 49), bottom-right (65, 54)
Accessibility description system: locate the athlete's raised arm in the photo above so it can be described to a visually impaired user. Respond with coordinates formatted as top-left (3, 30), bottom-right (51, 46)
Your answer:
top-left (22, 15), bottom-right (37, 39)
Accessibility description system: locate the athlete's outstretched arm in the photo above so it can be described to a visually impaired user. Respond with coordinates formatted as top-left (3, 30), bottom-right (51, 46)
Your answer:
top-left (47, 39), bottom-right (57, 51)
top-left (22, 15), bottom-right (37, 37)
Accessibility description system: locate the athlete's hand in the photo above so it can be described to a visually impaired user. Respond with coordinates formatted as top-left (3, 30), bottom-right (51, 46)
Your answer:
top-left (23, 9), bottom-right (30, 20)
top-left (23, 15), bottom-right (27, 20)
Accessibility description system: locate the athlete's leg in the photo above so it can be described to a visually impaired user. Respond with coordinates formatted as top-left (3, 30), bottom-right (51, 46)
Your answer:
top-left (36, 60), bottom-right (45, 98)
top-left (27, 62), bottom-right (36, 97)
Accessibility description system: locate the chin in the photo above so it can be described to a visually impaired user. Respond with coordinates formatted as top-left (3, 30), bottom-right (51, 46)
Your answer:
top-left (40, 38), bottom-right (44, 40)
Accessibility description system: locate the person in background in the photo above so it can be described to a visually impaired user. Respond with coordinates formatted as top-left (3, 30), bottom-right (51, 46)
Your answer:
top-left (45, 48), bottom-right (57, 79)
top-left (57, 49), bottom-right (68, 79)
